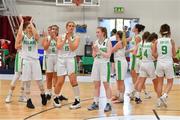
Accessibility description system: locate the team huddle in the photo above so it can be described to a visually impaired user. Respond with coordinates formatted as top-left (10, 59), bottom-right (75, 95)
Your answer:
top-left (5, 16), bottom-right (177, 112)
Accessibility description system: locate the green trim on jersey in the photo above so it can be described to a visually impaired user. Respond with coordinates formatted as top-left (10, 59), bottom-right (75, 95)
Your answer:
top-left (118, 61), bottom-right (122, 80)
top-left (153, 61), bottom-right (157, 68)
top-left (15, 53), bottom-right (19, 72)
top-left (131, 55), bottom-right (136, 70)
top-left (74, 57), bottom-right (78, 74)
top-left (107, 62), bottom-right (110, 83)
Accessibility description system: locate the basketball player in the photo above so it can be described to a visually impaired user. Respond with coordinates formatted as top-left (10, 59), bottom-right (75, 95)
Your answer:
top-left (109, 29), bottom-right (117, 78)
top-left (54, 21), bottom-right (80, 109)
top-left (5, 17), bottom-right (26, 103)
top-left (152, 24), bottom-right (176, 107)
top-left (111, 31), bottom-right (128, 103)
top-left (134, 32), bottom-right (158, 104)
top-left (15, 17), bottom-right (47, 109)
top-left (88, 27), bottom-right (112, 112)
top-left (42, 25), bottom-right (68, 101)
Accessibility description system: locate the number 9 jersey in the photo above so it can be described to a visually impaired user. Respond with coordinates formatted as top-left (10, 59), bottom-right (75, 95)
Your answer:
top-left (157, 37), bottom-right (172, 61)
top-left (156, 37), bottom-right (174, 79)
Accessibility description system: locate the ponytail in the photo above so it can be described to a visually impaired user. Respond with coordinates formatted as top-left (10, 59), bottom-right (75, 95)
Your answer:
top-left (122, 32), bottom-right (127, 47)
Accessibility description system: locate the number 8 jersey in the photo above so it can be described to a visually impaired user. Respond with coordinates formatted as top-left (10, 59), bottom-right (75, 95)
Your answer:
top-left (157, 37), bottom-right (172, 61)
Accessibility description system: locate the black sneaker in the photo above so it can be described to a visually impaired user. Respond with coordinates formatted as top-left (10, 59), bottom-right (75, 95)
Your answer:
top-left (53, 97), bottom-right (61, 108)
top-left (41, 94), bottom-right (47, 105)
top-left (104, 103), bottom-right (112, 112)
top-left (59, 95), bottom-right (68, 101)
top-left (69, 99), bottom-right (81, 109)
top-left (88, 102), bottom-right (99, 111)
top-left (46, 94), bottom-right (51, 100)
top-left (27, 99), bottom-right (35, 109)
top-left (135, 97), bottom-right (142, 104)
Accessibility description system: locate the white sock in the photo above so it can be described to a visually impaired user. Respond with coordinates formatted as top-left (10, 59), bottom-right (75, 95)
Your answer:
top-left (94, 97), bottom-right (99, 104)
top-left (119, 92), bottom-right (124, 99)
top-left (73, 85), bottom-right (80, 101)
top-left (107, 99), bottom-right (111, 104)
top-left (8, 90), bottom-right (13, 95)
top-left (135, 91), bottom-right (140, 98)
top-left (47, 89), bottom-right (52, 95)
top-left (162, 93), bottom-right (168, 98)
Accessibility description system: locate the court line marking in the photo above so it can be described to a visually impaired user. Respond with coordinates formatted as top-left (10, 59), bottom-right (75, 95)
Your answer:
top-left (155, 109), bottom-right (180, 112)
top-left (153, 109), bottom-right (160, 120)
top-left (24, 97), bottom-right (93, 120)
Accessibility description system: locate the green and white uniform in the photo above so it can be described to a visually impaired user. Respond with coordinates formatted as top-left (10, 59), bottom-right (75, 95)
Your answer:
top-left (114, 41), bottom-right (128, 80)
top-left (129, 34), bottom-right (142, 71)
top-left (91, 38), bottom-right (111, 82)
top-left (14, 49), bottom-right (22, 73)
top-left (45, 36), bottom-right (57, 73)
top-left (21, 32), bottom-right (42, 81)
top-left (139, 42), bottom-right (156, 79)
top-left (135, 41), bottom-right (143, 73)
top-left (155, 37), bottom-right (174, 79)
top-left (57, 33), bottom-right (78, 76)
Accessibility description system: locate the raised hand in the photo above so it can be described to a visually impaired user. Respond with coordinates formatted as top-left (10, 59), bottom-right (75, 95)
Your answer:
top-left (18, 15), bottom-right (24, 23)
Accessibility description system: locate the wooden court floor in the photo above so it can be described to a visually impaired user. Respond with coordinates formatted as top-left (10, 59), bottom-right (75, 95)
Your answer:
top-left (0, 80), bottom-right (180, 120)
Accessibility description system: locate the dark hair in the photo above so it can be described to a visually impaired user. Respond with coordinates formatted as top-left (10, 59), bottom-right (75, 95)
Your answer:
top-left (97, 27), bottom-right (107, 38)
top-left (135, 24), bottom-right (145, 33)
top-left (111, 29), bottom-right (117, 35)
top-left (116, 31), bottom-right (123, 39)
top-left (160, 24), bottom-right (171, 36)
top-left (142, 31), bottom-right (150, 42)
top-left (147, 32), bottom-right (158, 42)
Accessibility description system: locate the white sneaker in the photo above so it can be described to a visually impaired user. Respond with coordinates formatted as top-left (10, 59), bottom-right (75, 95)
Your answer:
top-left (5, 94), bottom-right (12, 103)
top-left (18, 96), bottom-right (27, 102)
top-left (160, 96), bottom-right (167, 108)
top-left (156, 98), bottom-right (164, 108)
top-left (128, 91), bottom-right (136, 100)
top-left (53, 97), bottom-right (61, 108)
top-left (144, 92), bottom-right (151, 99)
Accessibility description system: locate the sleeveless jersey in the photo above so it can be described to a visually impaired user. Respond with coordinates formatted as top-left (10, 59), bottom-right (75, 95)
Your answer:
top-left (94, 38), bottom-right (110, 62)
top-left (142, 42), bottom-right (154, 62)
top-left (46, 36), bottom-right (57, 56)
top-left (58, 33), bottom-right (76, 58)
top-left (157, 37), bottom-right (172, 61)
top-left (114, 41), bottom-right (126, 61)
top-left (21, 32), bottom-right (39, 60)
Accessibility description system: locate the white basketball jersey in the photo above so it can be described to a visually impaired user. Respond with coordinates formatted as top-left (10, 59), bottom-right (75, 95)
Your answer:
top-left (94, 38), bottom-right (110, 62)
top-left (142, 42), bottom-right (154, 62)
top-left (46, 36), bottom-right (57, 56)
top-left (58, 33), bottom-right (76, 58)
top-left (21, 32), bottom-right (39, 60)
top-left (114, 41), bottom-right (126, 61)
top-left (157, 37), bottom-right (172, 61)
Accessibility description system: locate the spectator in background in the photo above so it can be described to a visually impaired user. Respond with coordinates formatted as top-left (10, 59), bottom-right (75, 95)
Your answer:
top-left (110, 29), bottom-right (117, 78)
top-left (0, 39), bottom-right (10, 49)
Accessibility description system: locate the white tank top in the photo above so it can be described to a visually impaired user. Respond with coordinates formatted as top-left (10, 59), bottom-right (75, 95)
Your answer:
top-left (94, 38), bottom-right (110, 62)
top-left (114, 41), bottom-right (126, 61)
top-left (142, 42), bottom-right (154, 62)
top-left (157, 37), bottom-right (172, 61)
top-left (130, 34), bottom-right (142, 49)
top-left (57, 33), bottom-right (76, 58)
top-left (21, 32), bottom-right (39, 60)
top-left (46, 36), bottom-right (57, 56)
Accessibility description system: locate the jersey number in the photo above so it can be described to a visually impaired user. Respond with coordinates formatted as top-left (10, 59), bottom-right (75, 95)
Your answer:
top-left (144, 49), bottom-right (148, 58)
top-left (52, 48), bottom-right (55, 53)
top-left (28, 46), bottom-right (32, 51)
top-left (65, 46), bottom-right (69, 51)
top-left (161, 46), bottom-right (167, 55)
